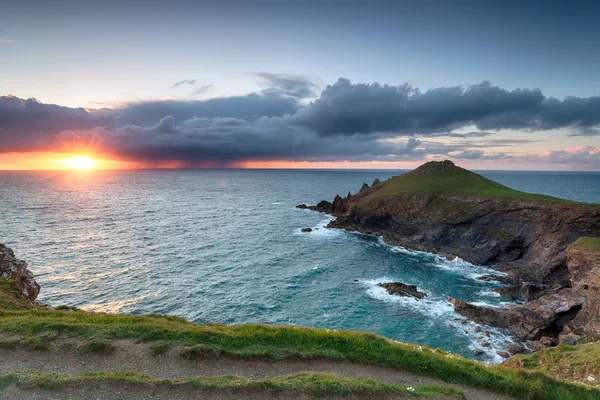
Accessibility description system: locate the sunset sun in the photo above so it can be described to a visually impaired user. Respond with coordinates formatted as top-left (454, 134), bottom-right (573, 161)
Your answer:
top-left (62, 156), bottom-right (97, 170)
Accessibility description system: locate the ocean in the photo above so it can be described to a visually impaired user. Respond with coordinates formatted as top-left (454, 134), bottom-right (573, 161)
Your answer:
top-left (1, 169), bottom-right (599, 363)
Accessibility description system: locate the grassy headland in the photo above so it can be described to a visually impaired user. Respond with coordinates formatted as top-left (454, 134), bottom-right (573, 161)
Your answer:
top-left (376, 161), bottom-right (576, 203)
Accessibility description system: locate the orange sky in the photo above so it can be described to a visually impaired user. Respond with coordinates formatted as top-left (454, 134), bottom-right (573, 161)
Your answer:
top-left (2, 151), bottom-right (585, 171)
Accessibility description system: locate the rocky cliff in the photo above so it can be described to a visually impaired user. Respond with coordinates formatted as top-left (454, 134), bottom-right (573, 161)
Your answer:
top-left (300, 161), bottom-right (600, 347)
top-left (0, 243), bottom-right (40, 301)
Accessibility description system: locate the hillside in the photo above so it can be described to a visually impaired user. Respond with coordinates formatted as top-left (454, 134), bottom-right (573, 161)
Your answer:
top-left (375, 160), bottom-right (573, 202)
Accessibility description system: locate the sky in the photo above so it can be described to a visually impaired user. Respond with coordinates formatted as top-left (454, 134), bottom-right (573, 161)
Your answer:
top-left (0, 0), bottom-right (599, 170)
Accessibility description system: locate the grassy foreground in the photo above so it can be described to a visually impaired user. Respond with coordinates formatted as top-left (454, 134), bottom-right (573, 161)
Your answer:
top-left (0, 370), bottom-right (463, 398)
top-left (505, 343), bottom-right (600, 385)
top-left (1, 307), bottom-right (599, 400)
top-left (377, 162), bottom-right (576, 203)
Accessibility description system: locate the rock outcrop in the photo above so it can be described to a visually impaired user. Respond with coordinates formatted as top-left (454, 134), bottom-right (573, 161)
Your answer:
top-left (0, 243), bottom-right (40, 301)
top-left (562, 239), bottom-right (600, 338)
top-left (378, 282), bottom-right (426, 299)
top-left (300, 161), bottom-right (600, 344)
top-left (450, 290), bottom-right (584, 340)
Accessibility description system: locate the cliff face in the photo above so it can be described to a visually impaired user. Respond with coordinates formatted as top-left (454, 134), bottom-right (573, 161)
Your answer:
top-left (0, 243), bottom-right (40, 301)
top-left (564, 239), bottom-right (600, 338)
top-left (302, 161), bottom-right (600, 344)
top-left (329, 193), bottom-right (598, 284)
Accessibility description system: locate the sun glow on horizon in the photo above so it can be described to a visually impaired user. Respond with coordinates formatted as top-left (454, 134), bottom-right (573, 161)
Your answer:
top-left (60, 156), bottom-right (97, 170)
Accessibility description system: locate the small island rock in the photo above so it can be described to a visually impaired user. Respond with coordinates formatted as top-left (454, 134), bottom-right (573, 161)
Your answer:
top-left (378, 282), bottom-right (426, 299)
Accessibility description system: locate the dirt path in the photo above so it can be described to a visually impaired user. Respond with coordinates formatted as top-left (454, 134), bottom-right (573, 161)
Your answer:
top-left (0, 339), bottom-right (514, 400)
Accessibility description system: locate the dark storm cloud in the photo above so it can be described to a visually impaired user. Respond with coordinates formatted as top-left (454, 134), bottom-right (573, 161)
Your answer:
top-left (1, 77), bottom-right (599, 166)
top-left (90, 116), bottom-right (430, 165)
top-left (293, 79), bottom-right (600, 136)
top-left (116, 92), bottom-right (299, 126)
top-left (253, 72), bottom-right (320, 99)
top-left (0, 95), bottom-right (113, 151)
top-left (173, 79), bottom-right (197, 88)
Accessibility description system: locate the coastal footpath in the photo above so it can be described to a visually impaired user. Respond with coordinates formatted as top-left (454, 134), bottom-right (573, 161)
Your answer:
top-left (300, 161), bottom-right (600, 353)
top-left (1, 243), bottom-right (599, 399)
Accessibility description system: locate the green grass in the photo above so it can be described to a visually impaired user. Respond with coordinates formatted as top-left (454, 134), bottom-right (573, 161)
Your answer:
top-left (375, 162), bottom-right (577, 203)
top-left (0, 308), bottom-right (599, 400)
top-left (0, 370), bottom-right (464, 398)
top-left (572, 237), bottom-right (600, 253)
top-left (0, 371), bottom-right (465, 399)
top-left (505, 343), bottom-right (600, 384)
top-left (151, 340), bottom-right (170, 355)
top-left (0, 280), bottom-right (41, 310)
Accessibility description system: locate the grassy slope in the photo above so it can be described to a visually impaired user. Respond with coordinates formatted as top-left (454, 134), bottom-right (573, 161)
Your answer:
top-left (572, 237), bottom-right (600, 252)
top-left (0, 306), bottom-right (599, 400)
top-left (0, 370), bottom-right (463, 398)
top-left (376, 162), bottom-right (575, 203)
top-left (505, 343), bottom-right (600, 385)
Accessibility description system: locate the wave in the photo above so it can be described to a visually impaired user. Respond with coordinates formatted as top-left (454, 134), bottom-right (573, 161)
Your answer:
top-left (294, 216), bottom-right (339, 237)
top-left (361, 277), bottom-right (516, 363)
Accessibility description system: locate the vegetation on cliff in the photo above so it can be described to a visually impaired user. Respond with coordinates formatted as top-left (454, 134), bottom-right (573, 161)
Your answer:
top-left (572, 237), bottom-right (600, 252)
top-left (1, 304), bottom-right (599, 399)
top-left (373, 160), bottom-right (576, 203)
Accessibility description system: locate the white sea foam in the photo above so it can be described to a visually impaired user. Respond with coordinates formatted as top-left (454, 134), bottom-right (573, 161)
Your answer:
top-left (294, 216), bottom-right (339, 237)
top-left (361, 278), bottom-right (454, 319)
top-left (362, 277), bottom-right (516, 363)
top-left (372, 236), bottom-right (507, 282)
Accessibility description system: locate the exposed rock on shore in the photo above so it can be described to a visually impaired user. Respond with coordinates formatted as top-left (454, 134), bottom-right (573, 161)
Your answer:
top-left (0, 243), bottom-right (40, 301)
top-left (378, 282), bottom-right (426, 299)
top-left (299, 160), bottom-right (600, 346)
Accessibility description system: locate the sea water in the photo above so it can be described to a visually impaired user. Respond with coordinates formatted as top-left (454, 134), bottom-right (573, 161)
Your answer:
top-left (1, 169), bottom-right (599, 363)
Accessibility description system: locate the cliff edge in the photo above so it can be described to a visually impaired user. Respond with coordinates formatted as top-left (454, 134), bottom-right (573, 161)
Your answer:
top-left (300, 161), bottom-right (600, 346)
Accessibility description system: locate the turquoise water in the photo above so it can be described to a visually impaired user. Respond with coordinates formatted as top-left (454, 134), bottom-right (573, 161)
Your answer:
top-left (1, 169), bottom-right (598, 362)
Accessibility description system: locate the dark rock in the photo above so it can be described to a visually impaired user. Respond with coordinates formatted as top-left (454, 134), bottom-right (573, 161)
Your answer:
top-left (372, 178), bottom-right (381, 186)
top-left (480, 341), bottom-right (490, 347)
top-left (472, 348), bottom-right (484, 356)
top-left (506, 343), bottom-right (526, 354)
top-left (359, 183), bottom-right (369, 192)
top-left (301, 228), bottom-right (312, 233)
top-left (450, 290), bottom-right (585, 340)
top-left (493, 282), bottom-right (549, 302)
top-left (481, 331), bottom-right (490, 338)
top-left (473, 325), bottom-right (481, 333)
top-left (527, 340), bottom-right (547, 352)
top-left (497, 351), bottom-right (511, 359)
top-left (296, 204), bottom-right (308, 209)
top-left (378, 282), bottom-right (426, 299)
top-left (0, 243), bottom-right (40, 301)
top-left (540, 336), bottom-right (558, 347)
top-left (559, 333), bottom-right (582, 345)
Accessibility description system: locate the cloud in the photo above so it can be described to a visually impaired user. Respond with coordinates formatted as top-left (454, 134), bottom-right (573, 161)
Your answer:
top-left (192, 84), bottom-right (213, 96)
top-left (0, 39), bottom-right (14, 44)
top-left (173, 79), bottom-right (197, 88)
top-left (512, 146), bottom-right (600, 166)
top-left (451, 150), bottom-right (510, 160)
top-left (253, 72), bottom-right (320, 99)
top-left (293, 79), bottom-right (600, 136)
top-left (1, 77), bottom-right (599, 168)
top-left (0, 95), bottom-right (113, 152)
